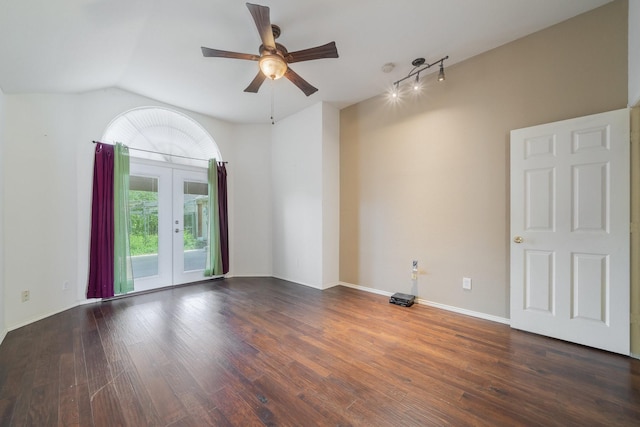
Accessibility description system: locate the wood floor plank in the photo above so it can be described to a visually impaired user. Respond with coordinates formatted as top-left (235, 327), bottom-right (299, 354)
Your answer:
top-left (73, 383), bottom-right (93, 427)
top-left (209, 386), bottom-right (264, 427)
top-left (90, 383), bottom-right (127, 427)
top-left (165, 408), bottom-right (232, 427)
top-left (81, 329), bottom-right (112, 398)
top-left (27, 381), bottom-right (59, 427)
top-left (71, 327), bottom-right (88, 390)
top-left (1, 277), bottom-right (640, 426)
top-left (7, 360), bottom-right (37, 427)
top-left (58, 353), bottom-right (79, 427)
top-left (127, 342), bottom-right (187, 425)
top-left (111, 369), bottom-right (158, 427)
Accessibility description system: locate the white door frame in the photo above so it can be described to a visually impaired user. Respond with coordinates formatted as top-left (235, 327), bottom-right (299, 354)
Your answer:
top-left (129, 159), bottom-right (210, 291)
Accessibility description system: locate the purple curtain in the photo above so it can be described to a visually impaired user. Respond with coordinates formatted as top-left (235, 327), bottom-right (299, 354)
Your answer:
top-left (217, 162), bottom-right (229, 274)
top-left (87, 143), bottom-right (115, 298)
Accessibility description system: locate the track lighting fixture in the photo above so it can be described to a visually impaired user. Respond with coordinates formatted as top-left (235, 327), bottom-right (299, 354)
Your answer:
top-left (390, 55), bottom-right (449, 99)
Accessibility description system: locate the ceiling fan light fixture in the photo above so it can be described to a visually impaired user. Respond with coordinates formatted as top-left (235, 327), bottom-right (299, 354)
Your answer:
top-left (259, 54), bottom-right (288, 80)
top-left (202, 3), bottom-right (338, 97)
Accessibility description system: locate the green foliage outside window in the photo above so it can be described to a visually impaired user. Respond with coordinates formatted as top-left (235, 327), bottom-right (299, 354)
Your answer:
top-left (128, 190), bottom-right (202, 256)
top-left (129, 190), bottom-right (159, 256)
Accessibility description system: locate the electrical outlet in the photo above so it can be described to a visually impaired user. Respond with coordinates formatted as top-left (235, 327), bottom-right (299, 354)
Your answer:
top-left (21, 290), bottom-right (30, 302)
top-left (462, 277), bottom-right (472, 290)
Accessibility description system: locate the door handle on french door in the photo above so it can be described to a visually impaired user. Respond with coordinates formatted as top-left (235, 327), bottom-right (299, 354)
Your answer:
top-left (175, 228), bottom-right (182, 233)
top-left (513, 236), bottom-right (523, 244)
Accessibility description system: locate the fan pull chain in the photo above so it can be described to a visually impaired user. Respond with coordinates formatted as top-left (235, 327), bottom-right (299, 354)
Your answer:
top-left (270, 79), bottom-right (275, 125)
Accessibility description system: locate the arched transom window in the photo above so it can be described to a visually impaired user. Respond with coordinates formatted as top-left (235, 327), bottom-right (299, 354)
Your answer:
top-left (102, 107), bottom-right (222, 166)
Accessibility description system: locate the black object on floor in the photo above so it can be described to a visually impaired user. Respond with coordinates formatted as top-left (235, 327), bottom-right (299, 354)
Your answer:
top-left (390, 292), bottom-right (415, 307)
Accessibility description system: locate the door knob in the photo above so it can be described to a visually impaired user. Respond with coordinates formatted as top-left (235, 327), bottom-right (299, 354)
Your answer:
top-left (513, 236), bottom-right (523, 244)
top-left (175, 228), bottom-right (181, 233)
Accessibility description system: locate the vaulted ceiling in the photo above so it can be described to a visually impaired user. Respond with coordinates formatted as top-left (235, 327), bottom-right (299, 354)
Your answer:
top-left (0, 0), bottom-right (611, 124)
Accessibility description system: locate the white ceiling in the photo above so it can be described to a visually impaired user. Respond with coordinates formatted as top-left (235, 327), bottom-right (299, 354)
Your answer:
top-left (0, 0), bottom-right (611, 124)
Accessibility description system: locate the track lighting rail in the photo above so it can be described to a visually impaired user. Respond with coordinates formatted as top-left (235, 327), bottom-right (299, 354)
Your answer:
top-left (391, 55), bottom-right (449, 98)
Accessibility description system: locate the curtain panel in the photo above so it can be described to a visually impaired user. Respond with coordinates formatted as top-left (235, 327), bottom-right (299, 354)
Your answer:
top-left (87, 142), bottom-right (134, 298)
top-left (205, 159), bottom-right (229, 276)
top-left (217, 162), bottom-right (229, 274)
top-left (87, 143), bottom-right (115, 298)
top-left (113, 143), bottom-right (134, 294)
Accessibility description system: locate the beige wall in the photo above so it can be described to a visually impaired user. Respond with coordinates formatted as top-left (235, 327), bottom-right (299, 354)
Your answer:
top-left (340, 1), bottom-right (628, 318)
top-left (630, 0), bottom-right (640, 106)
top-left (0, 87), bottom-right (5, 342)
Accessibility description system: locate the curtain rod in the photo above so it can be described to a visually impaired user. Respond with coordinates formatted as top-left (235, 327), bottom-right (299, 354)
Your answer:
top-left (92, 141), bottom-right (228, 163)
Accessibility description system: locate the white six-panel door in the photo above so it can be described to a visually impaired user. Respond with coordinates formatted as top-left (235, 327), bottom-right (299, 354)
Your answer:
top-left (510, 108), bottom-right (630, 355)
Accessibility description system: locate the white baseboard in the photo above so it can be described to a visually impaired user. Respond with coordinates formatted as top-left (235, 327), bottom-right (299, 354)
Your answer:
top-left (4, 278), bottom-right (511, 339)
top-left (272, 274), bottom-right (326, 290)
top-left (228, 274), bottom-right (273, 278)
top-left (4, 278), bottom-right (228, 334)
top-left (338, 281), bottom-right (510, 325)
top-left (417, 298), bottom-right (510, 325)
top-left (322, 282), bottom-right (340, 290)
top-left (339, 281), bottom-right (394, 297)
top-left (7, 300), bottom-right (96, 333)
top-left (0, 328), bottom-right (7, 346)
top-left (256, 275), bottom-right (339, 290)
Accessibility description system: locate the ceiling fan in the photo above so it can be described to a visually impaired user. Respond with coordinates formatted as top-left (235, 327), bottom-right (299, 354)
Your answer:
top-left (201, 2), bottom-right (339, 96)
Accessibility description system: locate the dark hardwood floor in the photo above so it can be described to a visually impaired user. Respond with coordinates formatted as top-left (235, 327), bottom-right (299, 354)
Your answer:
top-left (1, 277), bottom-right (639, 426)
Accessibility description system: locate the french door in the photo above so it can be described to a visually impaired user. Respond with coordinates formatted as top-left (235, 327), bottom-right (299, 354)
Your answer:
top-left (129, 161), bottom-right (210, 292)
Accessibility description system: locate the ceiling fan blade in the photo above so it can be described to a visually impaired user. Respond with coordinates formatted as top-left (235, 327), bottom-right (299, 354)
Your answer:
top-left (201, 47), bottom-right (259, 61)
top-left (244, 71), bottom-right (267, 93)
top-left (246, 3), bottom-right (275, 50)
top-left (284, 67), bottom-right (318, 97)
top-left (286, 42), bottom-right (339, 63)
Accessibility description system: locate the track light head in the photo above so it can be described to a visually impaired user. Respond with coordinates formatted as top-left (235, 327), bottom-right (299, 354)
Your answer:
top-left (391, 82), bottom-right (399, 98)
top-left (438, 63), bottom-right (445, 81)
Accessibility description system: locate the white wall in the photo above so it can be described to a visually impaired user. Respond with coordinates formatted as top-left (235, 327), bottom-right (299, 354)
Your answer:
top-left (3, 88), bottom-right (273, 329)
top-left (231, 123), bottom-right (273, 276)
top-left (321, 103), bottom-right (340, 287)
top-left (0, 86), bottom-right (6, 344)
top-left (630, 0), bottom-right (640, 107)
top-left (4, 94), bottom-right (80, 329)
top-left (271, 102), bottom-right (339, 289)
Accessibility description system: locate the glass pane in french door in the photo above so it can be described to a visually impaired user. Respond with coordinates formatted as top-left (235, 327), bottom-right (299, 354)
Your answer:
top-left (129, 163), bottom-right (172, 292)
top-left (182, 180), bottom-right (208, 272)
top-left (129, 175), bottom-right (159, 279)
